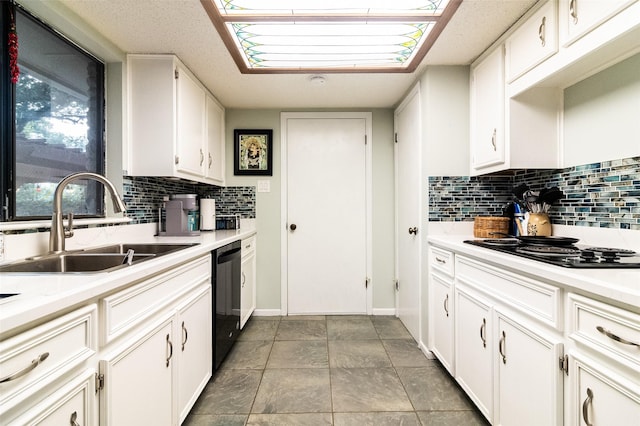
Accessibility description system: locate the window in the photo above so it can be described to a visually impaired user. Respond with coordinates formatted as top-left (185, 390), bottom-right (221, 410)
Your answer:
top-left (1, 2), bottom-right (105, 222)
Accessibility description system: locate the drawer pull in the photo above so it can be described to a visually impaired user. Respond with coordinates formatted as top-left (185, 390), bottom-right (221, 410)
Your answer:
top-left (538, 16), bottom-right (546, 47)
top-left (499, 331), bottom-right (507, 364)
top-left (596, 326), bottom-right (640, 347)
top-left (435, 257), bottom-right (446, 264)
top-left (0, 352), bottom-right (50, 383)
top-left (242, 272), bottom-right (246, 287)
top-left (166, 334), bottom-right (173, 367)
top-left (480, 318), bottom-right (487, 348)
top-left (491, 128), bottom-right (497, 151)
top-left (181, 321), bottom-right (188, 352)
top-left (569, 0), bottom-right (578, 25)
top-left (70, 411), bottom-right (80, 426)
top-left (582, 387), bottom-right (594, 426)
top-left (443, 294), bottom-right (449, 317)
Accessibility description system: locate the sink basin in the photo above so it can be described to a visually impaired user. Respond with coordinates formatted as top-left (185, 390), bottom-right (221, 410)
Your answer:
top-left (0, 253), bottom-right (155, 273)
top-left (82, 243), bottom-right (199, 255)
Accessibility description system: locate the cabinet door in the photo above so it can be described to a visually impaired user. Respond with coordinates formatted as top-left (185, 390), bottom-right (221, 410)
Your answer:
top-left (100, 316), bottom-right (174, 426)
top-left (506, 0), bottom-right (558, 82)
top-left (177, 285), bottom-right (212, 423)
top-left (570, 354), bottom-right (640, 426)
top-left (176, 65), bottom-right (206, 177)
top-left (496, 313), bottom-right (564, 426)
top-left (560, 0), bottom-right (637, 46)
top-left (471, 46), bottom-right (505, 172)
top-left (205, 95), bottom-right (225, 184)
top-left (241, 252), bottom-right (256, 329)
top-left (429, 272), bottom-right (454, 374)
top-left (455, 286), bottom-right (493, 422)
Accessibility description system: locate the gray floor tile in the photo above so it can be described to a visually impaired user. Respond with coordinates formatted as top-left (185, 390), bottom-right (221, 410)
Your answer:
top-left (247, 413), bottom-right (332, 425)
top-left (183, 414), bottom-right (248, 426)
top-left (328, 340), bottom-right (392, 368)
top-left (397, 366), bottom-right (476, 411)
top-left (327, 315), bottom-right (371, 320)
top-left (282, 315), bottom-right (326, 321)
top-left (275, 320), bottom-right (327, 340)
top-left (331, 367), bottom-right (413, 412)
top-left (239, 319), bottom-right (279, 341)
top-left (382, 339), bottom-right (434, 367)
top-left (267, 340), bottom-right (328, 368)
top-left (416, 410), bottom-right (489, 426)
top-left (252, 368), bottom-right (332, 413)
top-left (334, 412), bottom-right (421, 426)
top-left (222, 340), bottom-right (273, 369)
top-left (372, 316), bottom-right (414, 339)
top-left (191, 369), bottom-right (263, 414)
top-left (327, 318), bottom-right (379, 340)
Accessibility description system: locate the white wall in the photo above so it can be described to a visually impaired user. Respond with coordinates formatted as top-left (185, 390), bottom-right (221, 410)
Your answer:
top-left (563, 53), bottom-right (640, 166)
top-left (225, 109), bottom-right (396, 313)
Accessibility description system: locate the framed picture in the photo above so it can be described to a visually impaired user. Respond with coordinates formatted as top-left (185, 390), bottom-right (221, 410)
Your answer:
top-left (234, 129), bottom-right (273, 176)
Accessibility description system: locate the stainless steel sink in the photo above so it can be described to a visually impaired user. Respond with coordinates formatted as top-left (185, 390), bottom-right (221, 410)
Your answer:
top-left (0, 253), bottom-right (156, 273)
top-left (82, 243), bottom-right (198, 255)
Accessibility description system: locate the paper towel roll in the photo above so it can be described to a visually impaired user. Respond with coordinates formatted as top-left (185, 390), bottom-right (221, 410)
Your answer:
top-left (200, 198), bottom-right (216, 231)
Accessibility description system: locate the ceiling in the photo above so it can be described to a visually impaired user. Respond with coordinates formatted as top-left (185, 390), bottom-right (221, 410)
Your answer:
top-left (58, 0), bottom-right (538, 109)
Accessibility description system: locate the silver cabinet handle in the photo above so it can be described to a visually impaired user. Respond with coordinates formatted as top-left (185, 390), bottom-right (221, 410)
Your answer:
top-left (582, 387), bottom-right (594, 426)
top-left (166, 334), bottom-right (173, 367)
top-left (208, 153), bottom-right (213, 168)
top-left (181, 321), bottom-right (188, 352)
top-left (499, 330), bottom-right (507, 364)
top-left (538, 16), bottom-right (546, 47)
top-left (443, 294), bottom-right (449, 317)
top-left (491, 128), bottom-right (497, 151)
top-left (435, 257), bottom-right (446, 264)
top-left (241, 272), bottom-right (246, 287)
top-left (70, 411), bottom-right (80, 426)
top-left (199, 149), bottom-right (204, 166)
top-left (480, 318), bottom-right (487, 348)
top-left (570, 0), bottom-right (578, 25)
top-left (596, 326), bottom-right (640, 347)
top-left (0, 352), bottom-right (50, 383)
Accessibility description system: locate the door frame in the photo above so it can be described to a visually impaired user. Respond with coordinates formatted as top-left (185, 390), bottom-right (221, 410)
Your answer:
top-left (280, 112), bottom-right (373, 316)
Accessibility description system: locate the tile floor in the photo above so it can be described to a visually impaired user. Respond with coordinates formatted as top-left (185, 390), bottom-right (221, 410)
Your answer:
top-left (184, 315), bottom-right (489, 426)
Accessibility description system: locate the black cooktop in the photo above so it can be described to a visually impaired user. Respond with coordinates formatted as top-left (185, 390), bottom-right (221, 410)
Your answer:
top-left (464, 239), bottom-right (640, 269)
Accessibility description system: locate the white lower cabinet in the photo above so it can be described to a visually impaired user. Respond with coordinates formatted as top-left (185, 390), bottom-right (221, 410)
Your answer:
top-left (429, 271), bottom-right (454, 374)
top-left (495, 311), bottom-right (564, 426)
top-left (454, 285), bottom-right (493, 422)
top-left (240, 236), bottom-right (256, 329)
top-left (99, 315), bottom-right (174, 426)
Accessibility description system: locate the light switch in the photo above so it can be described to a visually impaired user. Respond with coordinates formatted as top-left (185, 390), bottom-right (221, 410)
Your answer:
top-left (257, 180), bottom-right (271, 193)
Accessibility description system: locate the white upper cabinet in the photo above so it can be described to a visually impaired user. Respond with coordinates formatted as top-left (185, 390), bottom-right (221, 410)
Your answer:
top-left (559, 0), bottom-right (638, 46)
top-left (127, 54), bottom-right (225, 185)
top-left (470, 47), bottom-right (505, 173)
top-left (506, 0), bottom-right (559, 82)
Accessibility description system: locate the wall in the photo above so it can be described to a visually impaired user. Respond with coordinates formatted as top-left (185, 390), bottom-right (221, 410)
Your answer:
top-left (225, 109), bottom-right (396, 313)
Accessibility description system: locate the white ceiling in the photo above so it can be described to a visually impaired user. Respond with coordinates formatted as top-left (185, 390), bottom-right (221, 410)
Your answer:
top-left (58, 0), bottom-right (538, 109)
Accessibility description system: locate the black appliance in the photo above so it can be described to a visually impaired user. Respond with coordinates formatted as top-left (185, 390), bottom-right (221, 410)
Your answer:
top-left (212, 240), bottom-right (242, 371)
top-left (464, 238), bottom-right (640, 268)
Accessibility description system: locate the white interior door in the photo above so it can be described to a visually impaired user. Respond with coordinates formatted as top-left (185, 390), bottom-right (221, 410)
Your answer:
top-left (395, 84), bottom-right (421, 340)
top-left (284, 114), bottom-right (369, 314)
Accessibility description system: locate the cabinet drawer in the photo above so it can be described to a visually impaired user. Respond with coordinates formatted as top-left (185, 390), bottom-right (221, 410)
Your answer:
top-left (429, 246), bottom-right (454, 277)
top-left (568, 293), bottom-right (640, 370)
top-left (506, 0), bottom-right (558, 82)
top-left (242, 235), bottom-right (256, 258)
top-left (456, 255), bottom-right (562, 329)
top-left (559, 0), bottom-right (637, 46)
top-left (100, 255), bottom-right (210, 345)
top-left (0, 305), bottom-right (97, 414)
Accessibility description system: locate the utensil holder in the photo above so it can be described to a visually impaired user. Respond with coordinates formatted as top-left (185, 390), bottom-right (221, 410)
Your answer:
top-left (527, 213), bottom-right (551, 236)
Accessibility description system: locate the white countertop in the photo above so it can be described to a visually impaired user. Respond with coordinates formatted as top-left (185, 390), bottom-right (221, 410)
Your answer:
top-left (0, 226), bottom-right (256, 339)
top-left (427, 234), bottom-right (640, 313)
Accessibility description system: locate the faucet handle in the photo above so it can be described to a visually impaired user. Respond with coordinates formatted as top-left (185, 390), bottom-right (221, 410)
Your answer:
top-left (65, 213), bottom-right (74, 238)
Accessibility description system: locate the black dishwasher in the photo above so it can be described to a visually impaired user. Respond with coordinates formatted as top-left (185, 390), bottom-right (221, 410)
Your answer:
top-left (212, 240), bottom-right (241, 371)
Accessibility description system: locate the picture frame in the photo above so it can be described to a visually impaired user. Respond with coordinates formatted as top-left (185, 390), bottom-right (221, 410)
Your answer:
top-left (233, 129), bottom-right (273, 176)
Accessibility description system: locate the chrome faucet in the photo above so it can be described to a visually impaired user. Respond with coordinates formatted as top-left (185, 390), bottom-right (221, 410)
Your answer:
top-left (49, 172), bottom-right (127, 253)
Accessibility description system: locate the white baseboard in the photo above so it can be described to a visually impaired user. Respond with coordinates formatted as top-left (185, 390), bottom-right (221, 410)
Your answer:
top-left (252, 309), bottom-right (284, 317)
top-left (371, 308), bottom-right (397, 316)
top-left (419, 341), bottom-right (436, 359)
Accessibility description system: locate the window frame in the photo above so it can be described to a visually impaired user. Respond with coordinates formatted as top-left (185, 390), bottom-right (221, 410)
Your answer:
top-left (1, 1), bottom-right (106, 222)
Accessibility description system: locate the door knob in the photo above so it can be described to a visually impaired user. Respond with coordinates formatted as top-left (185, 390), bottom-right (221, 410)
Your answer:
top-left (408, 227), bottom-right (418, 235)
top-left (290, 223), bottom-right (297, 231)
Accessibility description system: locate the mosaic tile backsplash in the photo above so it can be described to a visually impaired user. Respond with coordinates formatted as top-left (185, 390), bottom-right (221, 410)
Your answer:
top-left (429, 157), bottom-right (640, 230)
top-left (123, 176), bottom-right (256, 224)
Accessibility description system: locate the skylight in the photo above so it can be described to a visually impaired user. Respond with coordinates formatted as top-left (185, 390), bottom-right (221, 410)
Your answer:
top-left (200, 0), bottom-right (461, 73)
